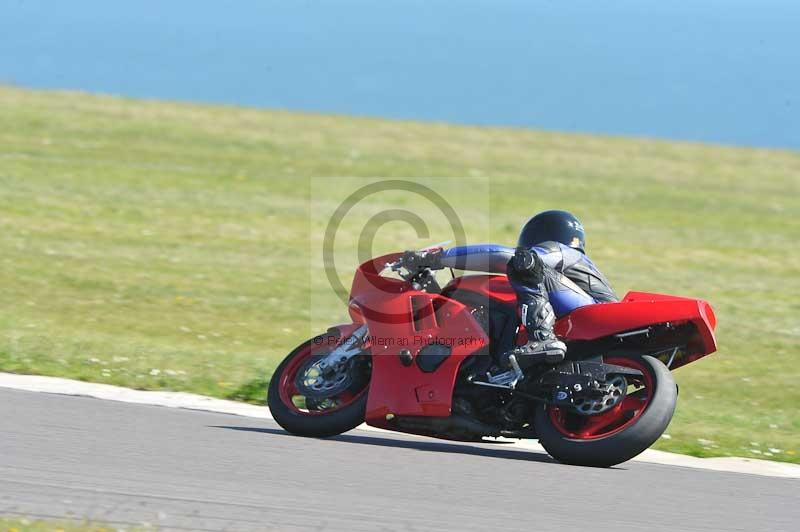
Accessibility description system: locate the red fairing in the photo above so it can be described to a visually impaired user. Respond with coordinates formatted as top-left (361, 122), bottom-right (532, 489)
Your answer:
top-left (348, 254), bottom-right (489, 428)
top-left (554, 291), bottom-right (717, 358)
top-left (348, 253), bottom-right (408, 324)
top-left (442, 274), bottom-right (518, 305)
top-left (362, 294), bottom-right (488, 428)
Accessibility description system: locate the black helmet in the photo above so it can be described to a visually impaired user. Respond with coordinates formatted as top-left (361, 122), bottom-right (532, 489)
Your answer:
top-left (518, 210), bottom-right (586, 252)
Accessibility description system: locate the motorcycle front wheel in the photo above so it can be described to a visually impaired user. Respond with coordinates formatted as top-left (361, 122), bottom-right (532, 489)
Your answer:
top-left (535, 355), bottom-right (677, 467)
top-left (268, 332), bottom-right (370, 438)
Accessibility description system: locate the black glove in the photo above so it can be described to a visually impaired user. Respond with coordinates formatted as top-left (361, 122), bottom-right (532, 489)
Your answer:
top-left (507, 246), bottom-right (545, 285)
top-left (512, 247), bottom-right (536, 271)
top-left (401, 249), bottom-right (443, 273)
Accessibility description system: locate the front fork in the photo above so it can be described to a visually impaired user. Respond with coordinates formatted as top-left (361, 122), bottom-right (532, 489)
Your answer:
top-left (316, 324), bottom-right (369, 376)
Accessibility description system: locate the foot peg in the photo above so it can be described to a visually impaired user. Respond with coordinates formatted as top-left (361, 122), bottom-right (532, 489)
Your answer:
top-left (473, 354), bottom-right (526, 390)
top-left (472, 341), bottom-right (566, 391)
top-left (501, 339), bottom-right (566, 368)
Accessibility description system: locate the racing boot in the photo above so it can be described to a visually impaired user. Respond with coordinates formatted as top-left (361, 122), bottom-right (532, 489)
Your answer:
top-left (499, 297), bottom-right (567, 369)
top-left (503, 246), bottom-right (567, 369)
top-left (481, 296), bottom-right (565, 390)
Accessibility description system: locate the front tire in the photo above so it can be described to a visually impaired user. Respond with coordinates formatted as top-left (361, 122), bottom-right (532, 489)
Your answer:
top-left (268, 333), bottom-right (369, 438)
top-left (535, 355), bottom-right (677, 467)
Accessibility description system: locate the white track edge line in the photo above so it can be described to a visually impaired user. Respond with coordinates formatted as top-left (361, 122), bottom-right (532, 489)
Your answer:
top-left (1, 372), bottom-right (797, 479)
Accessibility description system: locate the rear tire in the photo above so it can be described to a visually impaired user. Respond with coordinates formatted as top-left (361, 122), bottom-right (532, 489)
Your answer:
top-left (535, 355), bottom-right (677, 467)
top-left (268, 335), bottom-right (368, 438)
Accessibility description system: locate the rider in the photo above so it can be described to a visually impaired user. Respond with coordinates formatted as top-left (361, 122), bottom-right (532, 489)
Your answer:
top-left (405, 210), bottom-right (617, 369)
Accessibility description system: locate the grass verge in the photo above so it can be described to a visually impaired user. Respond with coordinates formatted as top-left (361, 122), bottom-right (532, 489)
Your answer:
top-left (0, 517), bottom-right (148, 532)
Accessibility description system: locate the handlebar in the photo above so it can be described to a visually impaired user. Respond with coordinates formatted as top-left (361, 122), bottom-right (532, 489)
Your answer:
top-left (386, 248), bottom-right (444, 277)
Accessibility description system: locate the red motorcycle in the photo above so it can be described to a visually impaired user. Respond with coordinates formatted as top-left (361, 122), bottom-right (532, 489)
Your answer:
top-left (268, 250), bottom-right (717, 467)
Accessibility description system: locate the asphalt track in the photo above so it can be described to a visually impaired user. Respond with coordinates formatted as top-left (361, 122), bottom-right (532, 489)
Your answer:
top-left (1, 388), bottom-right (798, 532)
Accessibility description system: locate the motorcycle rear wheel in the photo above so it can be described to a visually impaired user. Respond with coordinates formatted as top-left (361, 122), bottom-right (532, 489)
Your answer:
top-left (535, 355), bottom-right (677, 467)
top-left (268, 333), bottom-right (370, 438)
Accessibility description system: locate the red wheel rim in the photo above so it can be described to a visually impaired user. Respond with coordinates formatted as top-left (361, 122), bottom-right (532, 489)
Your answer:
top-left (547, 357), bottom-right (654, 440)
top-left (277, 338), bottom-right (368, 416)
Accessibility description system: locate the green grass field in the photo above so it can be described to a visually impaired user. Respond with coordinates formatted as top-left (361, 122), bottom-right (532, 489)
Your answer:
top-left (1, 86), bottom-right (798, 462)
top-left (0, 517), bottom-right (142, 532)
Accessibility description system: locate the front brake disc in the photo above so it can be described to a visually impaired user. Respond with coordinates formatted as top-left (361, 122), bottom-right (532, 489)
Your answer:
top-left (294, 355), bottom-right (354, 399)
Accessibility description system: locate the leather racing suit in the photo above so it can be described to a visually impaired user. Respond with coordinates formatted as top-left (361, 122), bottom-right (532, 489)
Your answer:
top-left (438, 242), bottom-right (617, 365)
